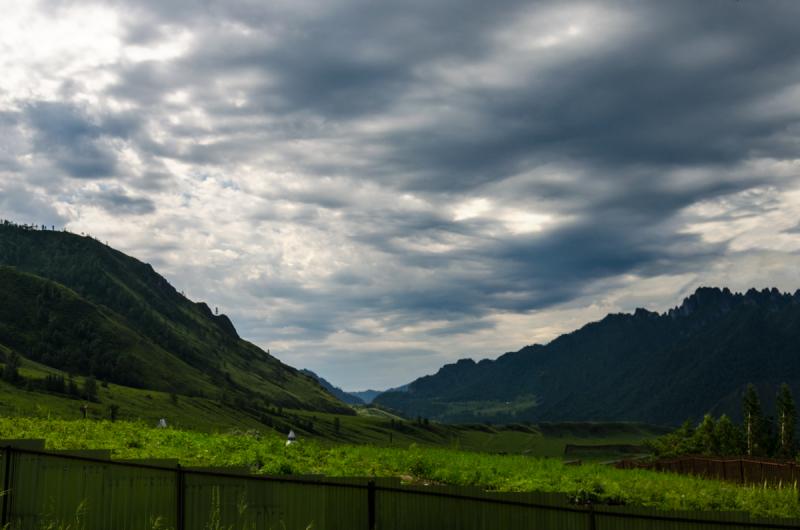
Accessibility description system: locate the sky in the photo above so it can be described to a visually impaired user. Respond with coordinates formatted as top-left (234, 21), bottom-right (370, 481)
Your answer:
top-left (2, 0), bottom-right (800, 391)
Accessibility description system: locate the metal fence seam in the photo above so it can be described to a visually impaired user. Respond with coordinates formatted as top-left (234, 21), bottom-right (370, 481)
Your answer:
top-left (1, 446), bottom-right (11, 527)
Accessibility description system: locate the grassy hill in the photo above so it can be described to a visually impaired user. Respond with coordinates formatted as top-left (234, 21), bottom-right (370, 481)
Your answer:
top-left (0, 222), bottom-right (348, 420)
top-left (0, 351), bottom-right (271, 432)
top-left (0, 342), bottom-right (665, 456)
top-left (376, 287), bottom-right (800, 425)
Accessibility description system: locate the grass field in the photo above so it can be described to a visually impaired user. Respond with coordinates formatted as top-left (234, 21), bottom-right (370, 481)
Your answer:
top-left (0, 417), bottom-right (798, 519)
top-left (280, 406), bottom-right (665, 459)
top-left (1, 356), bottom-right (268, 432)
top-left (1, 355), bottom-right (665, 459)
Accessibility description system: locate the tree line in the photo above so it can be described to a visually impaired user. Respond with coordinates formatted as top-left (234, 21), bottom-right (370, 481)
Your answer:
top-left (649, 383), bottom-right (796, 459)
top-left (1, 350), bottom-right (101, 402)
top-left (1, 218), bottom-right (92, 237)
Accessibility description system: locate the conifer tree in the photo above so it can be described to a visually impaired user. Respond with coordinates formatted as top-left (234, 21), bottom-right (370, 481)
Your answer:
top-left (776, 383), bottom-right (796, 458)
top-left (694, 414), bottom-right (718, 455)
top-left (742, 384), bottom-right (762, 456)
top-left (714, 414), bottom-right (744, 456)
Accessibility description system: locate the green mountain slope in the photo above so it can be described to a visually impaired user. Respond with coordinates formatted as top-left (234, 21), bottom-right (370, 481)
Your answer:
top-left (0, 222), bottom-right (348, 414)
top-left (0, 266), bottom-right (213, 392)
top-left (375, 287), bottom-right (800, 425)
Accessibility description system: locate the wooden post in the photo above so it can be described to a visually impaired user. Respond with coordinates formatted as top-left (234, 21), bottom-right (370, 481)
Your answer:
top-left (1, 446), bottom-right (12, 527)
top-left (588, 503), bottom-right (596, 530)
top-left (367, 480), bottom-right (376, 530)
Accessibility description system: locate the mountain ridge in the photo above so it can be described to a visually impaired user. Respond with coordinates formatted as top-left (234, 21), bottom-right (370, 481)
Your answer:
top-left (0, 222), bottom-right (349, 415)
top-left (375, 286), bottom-right (800, 425)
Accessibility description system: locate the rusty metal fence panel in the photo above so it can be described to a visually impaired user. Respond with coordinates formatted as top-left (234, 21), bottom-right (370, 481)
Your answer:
top-left (763, 461), bottom-right (793, 485)
top-left (723, 459), bottom-right (743, 483)
top-left (617, 455), bottom-right (800, 487)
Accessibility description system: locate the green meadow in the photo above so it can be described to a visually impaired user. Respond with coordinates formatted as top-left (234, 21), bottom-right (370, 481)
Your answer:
top-left (1, 417), bottom-right (798, 519)
top-left (0, 354), bottom-right (663, 459)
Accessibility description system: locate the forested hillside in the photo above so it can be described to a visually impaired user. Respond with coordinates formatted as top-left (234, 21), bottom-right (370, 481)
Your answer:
top-left (0, 221), bottom-right (349, 415)
top-left (376, 287), bottom-right (800, 425)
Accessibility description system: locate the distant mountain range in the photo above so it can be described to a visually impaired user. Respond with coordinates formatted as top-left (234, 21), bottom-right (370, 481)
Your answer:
top-left (301, 370), bottom-right (365, 405)
top-left (300, 371), bottom-right (403, 405)
top-left (0, 222), bottom-right (349, 417)
top-left (375, 287), bottom-right (800, 425)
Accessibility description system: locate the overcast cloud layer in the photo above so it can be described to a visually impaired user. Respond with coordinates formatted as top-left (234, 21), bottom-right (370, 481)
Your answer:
top-left (2, 0), bottom-right (800, 389)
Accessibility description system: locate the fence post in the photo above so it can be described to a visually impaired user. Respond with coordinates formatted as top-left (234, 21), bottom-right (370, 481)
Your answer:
top-left (1, 446), bottom-right (12, 527)
top-left (587, 503), bottom-right (596, 530)
top-left (176, 464), bottom-right (185, 530)
top-left (367, 480), bottom-right (376, 530)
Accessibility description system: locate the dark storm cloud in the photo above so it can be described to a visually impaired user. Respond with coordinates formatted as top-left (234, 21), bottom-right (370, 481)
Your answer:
top-left (369, 10), bottom-right (800, 195)
top-left (9, 0), bottom-right (800, 387)
top-left (239, 206), bottom-right (722, 337)
top-left (88, 189), bottom-right (157, 215)
top-left (264, 4), bottom-right (793, 176)
top-left (24, 102), bottom-right (140, 179)
top-left (0, 111), bottom-right (23, 172)
top-left (139, 0), bottom-right (800, 387)
top-left (130, 171), bottom-right (177, 192)
top-left (106, 0), bottom-right (800, 200)
top-left (487, 221), bottom-right (722, 297)
top-left (353, 218), bottom-right (721, 322)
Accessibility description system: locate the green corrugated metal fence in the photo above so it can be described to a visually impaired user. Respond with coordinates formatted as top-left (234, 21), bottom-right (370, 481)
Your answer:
top-left (182, 473), bottom-right (375, 529)
top-left (375, 487), bottom-right (588, 530)
top-left (5, 449), bottom-right (177, 530)
top-left (2, 445), bottom-right (800, 530)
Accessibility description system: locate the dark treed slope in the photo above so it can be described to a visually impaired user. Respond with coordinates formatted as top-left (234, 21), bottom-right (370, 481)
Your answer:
top-left (0, 267), bottom-right (204, 391)
top-left (301, 370), bottom-right (365, 405)
top-left (0, 222), bottom-right (349, 414)
top-left (375, 287), bottom-right (800, 425)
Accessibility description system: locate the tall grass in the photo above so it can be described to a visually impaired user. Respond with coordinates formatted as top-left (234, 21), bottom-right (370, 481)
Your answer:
top-left (0, 417), bottom-right (798, 519)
